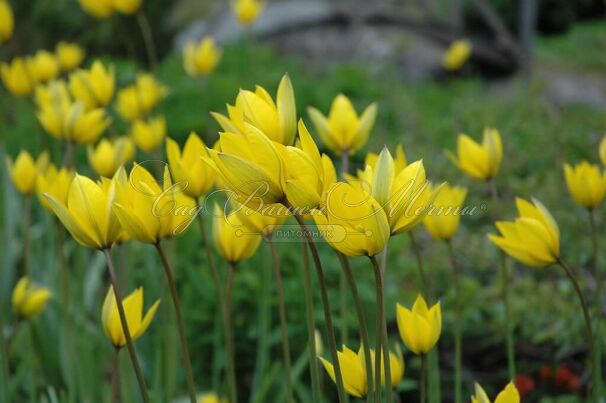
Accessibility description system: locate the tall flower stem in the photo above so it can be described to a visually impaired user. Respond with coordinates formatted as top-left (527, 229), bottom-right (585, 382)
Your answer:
top-left (340, 151), bottom-right (350, 345)
top-left (22, 195), bottom-right (31, 277)
top-left (420, 354), bottom-right (427, 403)
top-left (489, 179), bottom-right (515, 379)
top-left (588, 209), bottom-right (603, 399)
top-left (225, 262), bottom-right (238, 403)
top-left (557, 258), bottom-right (596, 402)
top-left (408, 231), bottom-right (428, 296)
top-left (154, 243), bottom-right (197, 403)
top-left (0, 305), bottom-right (9, 400)
top-left (111, 348), bottom-right (121, 403)
top-left (378, 246), bottom-right (393, 400)
top-left (301, 242), bottom-right (322, 402)
top-left (291, 212), bottom-right (346, 402)
top-left (136, 12), bottom-right (158, 69)
top-left (267, 236), bottom-right (294, 402)
top-left (446, 240), bottom-right (462, 403)
top-left (370, 254), bottom-right (392, 403)
top-left (337, 252), bottom-right (374, 402)
top-left (102, 248), bottom-right (150, 403)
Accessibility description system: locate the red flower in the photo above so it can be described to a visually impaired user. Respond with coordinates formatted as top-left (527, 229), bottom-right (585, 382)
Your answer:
top-left (515, 374), bottom-right (536, 397)
top-left (553, 365), bottom-right (581, 391)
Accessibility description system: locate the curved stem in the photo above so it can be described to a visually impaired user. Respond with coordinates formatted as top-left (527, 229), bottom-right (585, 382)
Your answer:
top-left (267, 237), bottom-right (294, 402)
top-left (446, 240), bottom-right (462, 403)
top-left (102, 248), bottom-right (150, 403)
top-left (301, 242), bottom-right (322, 402)
top-left (588, 209), bottom-right (603, 399)
top-left (370, 255), bottom-right (392, 403)
top-left (408, 231), bottom-right (428, 297)
top-left (154, 243), bottom-right (197, 403)
top-left (136, 12), bottom-right (158, 69)
top-left (338, 252), bottom-right (374, 402)
top-left (225, 262), bottom-right (238, 403)
top-left (111, 348), bottom-right (121, 403)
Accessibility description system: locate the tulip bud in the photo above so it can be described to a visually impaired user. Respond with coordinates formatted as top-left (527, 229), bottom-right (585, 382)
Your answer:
top-left (55, 42), bottom-right (85, 72)
top-left (6, 150), bottom-right (49, 195)
top-left (88, 137), bottom-right (135, 178)
top-left (1, 57), bottom-right (37, 97)
top-left (423, 182), bottom-right (467, 240)
top-left (0, 0), bottom-right (14, 44)
top-left (183, 36), bottom-right (222, 77)
top-left (563, 161), bottom-right (606, 209)
top-left (232, 0), bottom-right (264, 25)
top-left (79, 0), bottom-right (114, 19)
top-left (130, 116), bottom-right (166, 152)
top-left (442, 40), bottom-right (472, 71)
top-left (166, 133), bottom-right (215, 199)
top-left (396, 295), bottom-right (441, 355)
top-left (37, 164), bottom-right (75, 211)
top-left (12, 277), bottom-right (52, 319)
top-left (212, 204), bottom-right (262, 264)
top-left (69, 60), bottom-right (115, 109)
top-left (446, 128), bottom-right (502, 181)
top-left (30, 50), bottom-right (60, 83)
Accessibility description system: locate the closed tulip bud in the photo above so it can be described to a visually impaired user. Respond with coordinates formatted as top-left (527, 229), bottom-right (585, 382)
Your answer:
top-left (472, 381), bottom-right (520, 403)
top-left (212, 74), bottom-right (296, 145)
top-left (130, 116), bottom-right (166, 152)
top-left (232, 0), bottom-right (264, 25)
top-left (37, 164), bottom-right (75, 211)
top-left (102, 286), bottom-right (160, 348)
top-left (113, 164), bottom-right (196, 243)
top-left (198, 393), bottom-right (228, 403)
top-left (113, 0), bottom-right (142, 15)
top-left (166, 132), bottom-right (215, 199)
top-left (447, 128), bottom-right (502, 180)
top-left (488, 197), bottom-right (560, 267)
top-left (442, 39), bottom-right (472, 71)
top-left (6, 150), bottom-right (49, 195)
top-left (213, 204), bottom-right (262, 263)
top-left (1, 57), bottom-right (37, 97)
top-left (319, 344), bottom-right (404, 398)
top-left (423, 182), bottom-right (467, 240)
top-left (88, 137), bottom-right (135, 178)
top-left (232, 202), bottom-right (286, 237)
top-left (55, 42), bottom-right (85, 72)
top-left (69, 61), bottom-right (115, 109)
top-left (30, 50), bottom-right (60, 83)
top-left (44, 174), bottom-right (122, 249)
top-left (183, 36), bottom-right (222, 77)
top-left (0, 0), bottom-right (14, 44)
top-left (308, 94), bottom-right (377, 156)
top-left (599, 135), bottom-right (606, 167)
top-left (12, 277), bottom-right (52, 319)
top-left (79, 0), bottom-right (114, 19)
top-left (313, 182), bottom-right (390, 257)
top-left (396, 295), bottom-right (442, 355)
top-left (37, 100), bottom-right (110, 144)
top-left (116, 74), bottom-right (167, 121)
top-left (563, 161), bottom-right (606, 209)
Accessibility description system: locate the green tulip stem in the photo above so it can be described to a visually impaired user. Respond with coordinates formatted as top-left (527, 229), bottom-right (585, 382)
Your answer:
top-left (225, 261), bottom-right (238, 403)
top-left (420, 354), bottom-right (428, 403)
top-left (154, 242), bottom-right (197, 403)
top-left (136, 12), bottom-right (158, 69)
top-left (61, 140), bottom-right (75, 169)
top-left (588, 209), bottom-right (604, 400)
top-left (102, 248), bottom-right (150, 403)
top-left (340, 151), bottom-right (350, 345)
top-left (267, 236), bottom-right (295, 402)
top-left (408, 231), bottom-right (428, 297)
top-left (338, 252), bottom-right (374, 403)
top-left (301, 241), bottom-right (322, 402)
top-left (0, 304), bottom-right (9, 400)
top-left (22, 195), bottom-right (31, 277)
top-left (111, 348), bottom-right (121, 403)
top-left (446, 240), bottom-right (462, 403)
top-left (292, 212), bottom-right (347, 402)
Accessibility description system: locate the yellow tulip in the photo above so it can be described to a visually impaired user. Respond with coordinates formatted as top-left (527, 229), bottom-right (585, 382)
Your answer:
top-left (113, 0), bottom-right (142, 15)
top-left (365, 144), bottom-right (407, 174)
top-left (69, 60), bottom-right (115, 109)
top-left (35, 79), bottom-right (71, 109)
top-left (396, 295), bottom-right (442, 355)
top-left (116, 74), bottom-right (167, 122)
top-left (12, 277), bottom-right (52, 319)
top-left (307, 94), bottom-right (377, 156)
top-left (55, 42), bottom-right (85, 72)
top-left (44, 174), bottom-right (122, 249)
top-left (447, 128), bottom-right (502, 180)
top-left (471, 381), bottom-right (520, 403)
top-left (198, 393), bottom-right (228, 403)
top-left (183, 36), bottom-right (222, 77)
top-left (442, 39), bottom-right (472, 71)
top-left (423, 182), bottom-right (467, 240)
top-left (88, 137), bottom-right (135, 178)
top-left (231, 202), bottom-right (286, 237)
top-left (319, 344), bottom-right (404, 398)
top-left (313, 181), bottom-right (390, 257)
top-left (101, 286), bottom-right (160, 348)
top-left (0, 0), bottom-right (14, 44)
top-left (113, 164), bottom-right (196, 243)
top-left (563, 161), bottom-right (606, 209)
top-left (30, 50), bottom-right (60, 83)
top-left (166, 132), bottom-right (215, 199)
top-left (79, 0), bottom-right (114, 19)
top-left (599, 135), bottom-right (606, 167)
top-left (37, 98), bottom-right (110, 144)
top-left (213, 204), bottom-right (262, 263)
top-left (488, 197), bottom-right (560, 267)
top-left (232, 0), bottom-right (264, 25)
top-left (6, 150), bottom-right (49, 195)
top-left (211, 74), bottom-right (296, 145)
top-left (1, 57), bottom-right (37, 97)
top-left (36, 164), bottom-right (75, 211)
top-left (130, 116), bottom-right (166, 152)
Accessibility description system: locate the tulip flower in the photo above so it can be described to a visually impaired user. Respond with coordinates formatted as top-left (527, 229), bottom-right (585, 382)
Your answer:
top-left (198, 393), bottom-right (228, 403)
top-left (36, 164), bottom-right (75, 211)
top-left (113, 0), bottom-right (142, 15)
top-left (166, 133), bottom-right (215, 199)
top-left (1, 57), bottom-right (37, 97)
top-left (423, 182), bottom-right (467, 240)
top-left (69, 60), bottom-right (115, 109)
top-left (6, 150), bottom-right (49, 195)
top-left (0, 0), bottom-right (14, 44)
top-left (79, 0), bottom-right (114, 19)
top-left (442, 39), bottom-right (472, 71)
top-left (232, 0), bottom-right (264, 25)
top-left (130, 116), bottom-right (166, 152)
top-left (55, 42), bottom-right (85, 72)
top-left (44, 174), bottom-right (123, 249)
top-left (212, 204), bottom-right (262, 263)
top-left (307, 94), bottom-right (377, 156)
top-left (116, 74), bottom-right (167, 121)
top-left (396, 295), bottom-right (442, 355)
top-left (563, 161), bottom-right (606, 209)
top-left (35, 79), bottom-right (71, 108)
top-left (30, 50), bottom-right (60, 83)
top-left (12, 277), bottom-right (52, 319)
top-left (88, 137), bottom-right (135, 178)
top-left (319, 344), bottom-right (405, 398)
top-left (102, 286), bottom-right (160, 348)
top-left (211, 74), bottom-right (296, 145)
top-left (365, 144), bottom-right (407, 174)
top-left (232, 202), bottom-right (286, 237)
top-left (599, 135), bottom-right (606, 167)
top-left (471, 381), bottom-right (519, 403)
top-left (447, 128), bottom-right (502, 180)
top-left (183, 36), bottom-right (222, 77)
top-left (488, 197), bottom-right (560, 267)
top-left (313, 181), bottom-right (390, 257)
